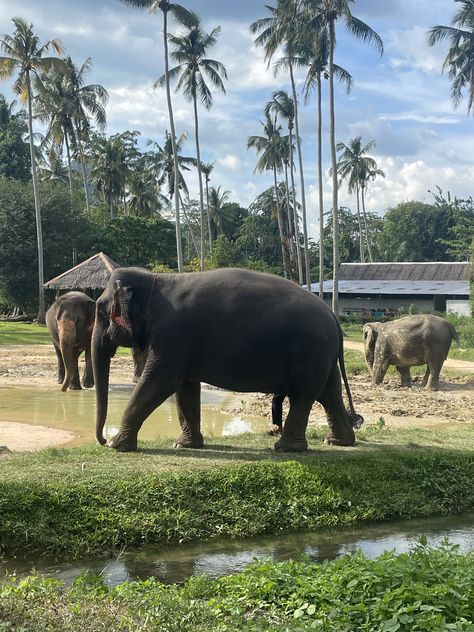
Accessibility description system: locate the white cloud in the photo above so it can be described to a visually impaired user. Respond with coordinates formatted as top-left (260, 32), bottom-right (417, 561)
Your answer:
top-left (218, 154), bottom-right (242, 171)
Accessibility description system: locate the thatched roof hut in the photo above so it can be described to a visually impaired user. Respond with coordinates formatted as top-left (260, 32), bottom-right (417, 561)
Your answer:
top-left (44, 252), bottom-right (120, 291)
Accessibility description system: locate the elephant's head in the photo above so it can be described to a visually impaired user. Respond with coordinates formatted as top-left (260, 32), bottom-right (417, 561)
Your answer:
top-left (363, 322), bottom-right (380, 375)
top-left (93, 268), bottom-right (150, 445)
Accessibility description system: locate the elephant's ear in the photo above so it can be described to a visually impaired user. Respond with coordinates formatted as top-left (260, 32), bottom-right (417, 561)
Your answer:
top-left (363, 323), bottom-right (378, 349)
top-left (110, 280), bottom-right (133, 333)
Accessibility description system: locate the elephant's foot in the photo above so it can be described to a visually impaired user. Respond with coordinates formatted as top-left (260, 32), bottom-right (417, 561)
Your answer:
top-left (274, 436), bottom-right (308, 452)
top-left (107, 431), bottom-right (137, 452)
top-left (173, 434), bottom-right (204, 449)
top-left (82, 379), bottom-right (94, 389)
top-left (326, 433), bottom-right (355, 447)
top-left (69, 384), bottom-right (82, 391)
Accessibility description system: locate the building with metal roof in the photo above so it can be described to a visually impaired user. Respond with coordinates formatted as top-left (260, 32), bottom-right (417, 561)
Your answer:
top-left (313, 262), bottom-right (471, 316)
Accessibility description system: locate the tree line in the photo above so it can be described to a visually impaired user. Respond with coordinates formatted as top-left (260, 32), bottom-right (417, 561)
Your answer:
top-left (0, 1), bottom-right (473, 317)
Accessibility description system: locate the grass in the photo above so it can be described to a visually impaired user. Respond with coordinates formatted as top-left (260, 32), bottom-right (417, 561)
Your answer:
top-left (0, 322), bottom-right (50, 345)
top-left (1, 425), bottom-right (474, 556)
top-left (1, 540), bottom-right (473, 630)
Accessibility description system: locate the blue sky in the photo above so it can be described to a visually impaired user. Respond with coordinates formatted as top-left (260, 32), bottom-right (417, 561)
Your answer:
top-left (1, 0), bottom-right (473, 240)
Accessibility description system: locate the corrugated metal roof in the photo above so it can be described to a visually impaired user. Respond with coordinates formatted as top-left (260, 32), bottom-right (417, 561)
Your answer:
top-left (312, 280), bottom-right (470, 295)
top-left (339, 262), bottom-right (470, 282)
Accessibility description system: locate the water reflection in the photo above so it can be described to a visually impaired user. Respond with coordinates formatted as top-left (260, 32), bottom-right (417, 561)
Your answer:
top-left (0, 385), bottom-right (266, 446)
top-left (2, 513), bottom-right (473, 586)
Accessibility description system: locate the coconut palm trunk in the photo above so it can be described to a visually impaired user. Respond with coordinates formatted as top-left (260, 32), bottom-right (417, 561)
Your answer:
top-left (283, 161), bottom-right (297, 280)
top-left (317, 72), bottom-right (325, 298)
top-left (273, 166), bottom-right (288, 278)
top-left (289, 61), bottom-right (311, 290)
top-left (288, 125), bottom-right (303, 284)
top-left (360, 185), bottom-right (374, 262)
top-left (355, 182), bottom-right (364, 263)
top-left (26, 70), bottom-right (45, 323)
top-left (64, 134), bottom-right (77, 265)
top-left (328, 20), bottom-right (339, 315)
top-left (75, 129), bottom-right (91, 214)
top-left (204, 173), bottom-right (212, 255)
top-left (163, 8), bottom-right (183, 272)
top-left (192, 94), bottom-right (205, 270)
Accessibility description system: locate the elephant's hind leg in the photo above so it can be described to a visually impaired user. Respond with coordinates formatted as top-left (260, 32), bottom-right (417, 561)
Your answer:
top-left (318, 365), bottom-right (355, 446)
top-left (174, 380), bottom-right (203, 449)
top-left (274, 398), bottom-right (312, 452)
top-left (396, 366), bottom-right (412, 387)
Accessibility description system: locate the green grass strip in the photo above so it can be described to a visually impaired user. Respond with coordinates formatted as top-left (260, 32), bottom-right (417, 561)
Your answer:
top-left (1, 439), bottom-right (473, 556)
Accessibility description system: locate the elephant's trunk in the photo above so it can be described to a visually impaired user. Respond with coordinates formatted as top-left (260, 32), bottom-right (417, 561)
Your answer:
top-left (92, 325), bottom-right (112, 446)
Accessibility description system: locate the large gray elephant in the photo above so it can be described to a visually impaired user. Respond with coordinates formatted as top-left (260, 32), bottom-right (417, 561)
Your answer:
top-left (363, 314), bottom-right (462, 390)
top-left (92, 267), bottom-right (363, 453)
top-left (46, 291), bottom-right (95, 391)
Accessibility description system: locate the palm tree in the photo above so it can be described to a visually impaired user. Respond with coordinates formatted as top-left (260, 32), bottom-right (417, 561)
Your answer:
top-left (88, 133), bottom-right (130, 220)
top-left (428, 0), bottom-right (474, 115)
top-left (128, 167), bottom-right (163, 217)
top-left (118, 0), bottom-right (197, 273)
top-left (0, 17), bottom-right (63, 322)
top-left (248, 112), bottom-right (290, 276)
top-left (251, 1), bottom-right (312, 289)
top-left (302, 0), bottom-right (383, 313)
top-left (157, 14), bottom-right (227, 271)
top-left (359, 164), bottom-right (384, 262)
top-left (265, 89), bottom-right (303, 283)
top-left (334, 136), bottom-right (378, 262)
top-left (201, 161), bottom-right (215, 253)
top-left (208, 185), bottom-right (231, 238)
top-left (62, 57), bottom-right (108, 213)
top-left (303, 25), bottom-right (353, 295)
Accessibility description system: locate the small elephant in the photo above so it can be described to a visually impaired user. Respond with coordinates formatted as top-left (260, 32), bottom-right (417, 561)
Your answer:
top-left (92, 267), bottom-right (363, 453)
top-left (46, 291), bottom-right (95, 391)
top-left (363, 314), bottom-right (462, 390)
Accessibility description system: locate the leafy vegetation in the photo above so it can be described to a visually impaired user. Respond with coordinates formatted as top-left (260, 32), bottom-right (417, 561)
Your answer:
top-left (1, 540), bottom-right (474, 630)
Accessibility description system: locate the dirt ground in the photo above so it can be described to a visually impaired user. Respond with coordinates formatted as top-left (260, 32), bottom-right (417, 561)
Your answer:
top-left (0, 343), bottom-right (473, 451)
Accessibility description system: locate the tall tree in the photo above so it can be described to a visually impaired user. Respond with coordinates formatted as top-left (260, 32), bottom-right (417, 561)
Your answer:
top-left (303, 0), bottom-right (383, 313)
top-left (265, 89), bottom-right (302, 283)
top-left (303, 25), bottom-right (353, 295)
top-left (118, 0), bottom-right (196, 273)
top-left (428, 0), bottom-right (474, 116)
top-left (201, 160), bottom-right (215, 253)
top-left (0, 17), bottom-right (63, 322)
top-left (359, 163), bottom-right (384, 262)
top-left (334, 136), bottom-right (381, 262)
top-left (157, 14), bottom-right (227, 270)
top-left (248, 111), bottom-right (290, 276)
top-left (0, 95), bottom-right (30, 180)
top-left (251, 1), bottom-right (312, 289)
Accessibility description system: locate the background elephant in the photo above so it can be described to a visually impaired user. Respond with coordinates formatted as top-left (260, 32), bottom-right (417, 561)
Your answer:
top-left (363, 314), bottom-right (462, 390)
top-left (46, 291), bottom-right (95, 391)
top-left (92, 267), bottom-right (363, 453)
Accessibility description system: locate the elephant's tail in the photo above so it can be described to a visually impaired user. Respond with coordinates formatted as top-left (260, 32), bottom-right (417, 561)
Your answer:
top-left (337, 322), bottom-right (364, 429)
top-left (450, 323), bottom-right (466, 351)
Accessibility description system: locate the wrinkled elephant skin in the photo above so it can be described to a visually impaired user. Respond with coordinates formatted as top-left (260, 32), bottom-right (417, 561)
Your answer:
top-left (363, 314), bottom-right (462, 390)
top-left (92, 267), bottom-right (363, 452)
top-left (46, 291), bottom-right (95, 391)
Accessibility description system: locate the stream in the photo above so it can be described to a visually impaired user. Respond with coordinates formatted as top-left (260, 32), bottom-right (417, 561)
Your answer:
top-left (1, 513), bottom-right (473, 586)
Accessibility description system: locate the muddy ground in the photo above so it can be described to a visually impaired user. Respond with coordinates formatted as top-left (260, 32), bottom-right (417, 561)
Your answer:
top-left (0, 343), bottom-right (473, 451)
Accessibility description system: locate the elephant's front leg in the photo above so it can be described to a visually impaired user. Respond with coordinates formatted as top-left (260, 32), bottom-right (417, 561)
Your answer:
top-left (108, 365), bottom-right (179, 452)
top-left (82, 343), bottom-right (94, 388)
top-left (174, 380), bottom-right (203, 449)
top-left (396, 366), bottom-right (412, 387)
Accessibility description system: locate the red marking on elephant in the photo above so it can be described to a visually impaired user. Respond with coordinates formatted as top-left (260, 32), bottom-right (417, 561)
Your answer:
top-left (112, 313), bottom-right (132, 332)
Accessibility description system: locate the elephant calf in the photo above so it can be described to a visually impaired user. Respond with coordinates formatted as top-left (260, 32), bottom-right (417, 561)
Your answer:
top-left (46, 291), bottom-right (95, 391)
top-left (363, 314), bottom-right (462, 390)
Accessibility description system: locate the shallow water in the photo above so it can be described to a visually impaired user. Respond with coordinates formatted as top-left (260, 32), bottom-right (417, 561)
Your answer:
top-left (2, 513), bottom-right (473, 586)
top-left (0, 385), bottom-right (266, 446)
